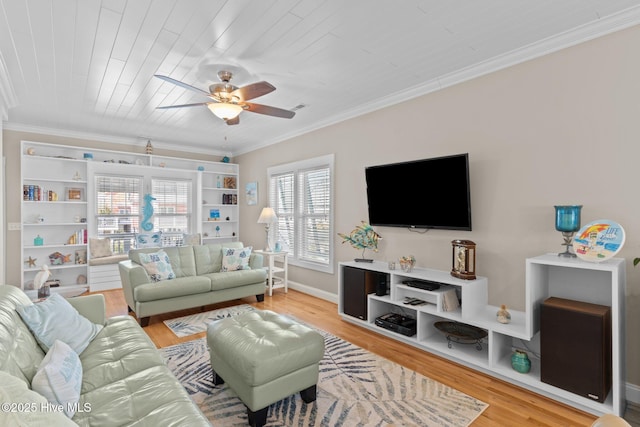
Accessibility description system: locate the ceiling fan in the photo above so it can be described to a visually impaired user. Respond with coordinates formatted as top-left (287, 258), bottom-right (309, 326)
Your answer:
top-left (154, 71), bottom-right (295, 125)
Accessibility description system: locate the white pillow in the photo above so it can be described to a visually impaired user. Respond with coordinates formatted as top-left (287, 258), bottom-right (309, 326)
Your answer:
top-left (0, 371), bottom-right (77, 426)
top-left (138, 250), bottom-right (176, 282)
top-left (31, 340), bottom-right (83, 418)
top-left (89, 237), bottom-right (112, 258)
top-left (16, 293), bottom-right (103, 354)
top-left (221, 246), bottom-right (252, 272)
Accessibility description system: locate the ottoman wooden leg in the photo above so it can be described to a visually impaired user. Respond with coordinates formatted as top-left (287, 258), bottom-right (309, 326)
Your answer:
top-left (300, 384), bottom-right (317, 403)
top-left (212, 370), bottom-right (225, 385)
top-left (247, 406), bottom-right (267, 427)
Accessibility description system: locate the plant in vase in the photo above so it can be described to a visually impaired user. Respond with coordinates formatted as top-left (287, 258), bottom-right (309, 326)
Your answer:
top-left (399, 255), bottom-right (416, 272)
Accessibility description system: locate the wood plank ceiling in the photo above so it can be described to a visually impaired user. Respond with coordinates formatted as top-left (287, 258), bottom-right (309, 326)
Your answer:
top-left (1, 0), bottom-right (640, 156)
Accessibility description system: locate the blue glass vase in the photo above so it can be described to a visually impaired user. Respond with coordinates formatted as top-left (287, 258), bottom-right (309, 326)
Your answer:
top-left (554, 205), bottom-right (582, 257)
top-left (511, 350), bottom-right (531, 374)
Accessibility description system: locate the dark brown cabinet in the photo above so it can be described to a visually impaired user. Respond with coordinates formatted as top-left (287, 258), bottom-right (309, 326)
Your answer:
top-left (342, 266), bottom-right (387, 320)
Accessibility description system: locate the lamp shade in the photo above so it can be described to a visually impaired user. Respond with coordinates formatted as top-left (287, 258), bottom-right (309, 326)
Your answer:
top-left (207, 102), bottom-right (243, 120)
top-left (257, 207), bottom-right (278, 224)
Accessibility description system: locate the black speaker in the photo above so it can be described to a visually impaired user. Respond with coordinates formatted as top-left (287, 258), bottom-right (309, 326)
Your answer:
top-left (540, 297), bottom-right (611, 402)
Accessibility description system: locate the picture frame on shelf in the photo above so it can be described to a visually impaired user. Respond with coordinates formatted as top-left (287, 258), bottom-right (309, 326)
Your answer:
top-left (223, 176), bottom-right (237, 189)
top-left (66, 187), bottom-right (83, 201)
top-left (209, 209), bottom-right (220, 220)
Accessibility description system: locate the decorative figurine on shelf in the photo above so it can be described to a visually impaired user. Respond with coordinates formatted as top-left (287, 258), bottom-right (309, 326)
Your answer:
top-left (215, 225), bottom-right (221, 237)
top-left (146, 140), bottom-right (153, 155)
top-left (34, 265), bottom-right (52, 299)
top-left (222, 156), bottom-right (230, 163)
top-left (338, 221), bottom-right (381, 262)
top-left (26, 256), bottom-right (37, 267)
top-left (34, 235), bottom-right (43, 246)
top-left (141, 193), bottom-right (156, 231)
top-left (496, 304), bottom-right (511, 324)
top-left (72, 171), bottom-right (82, 181)
top-left (399, 255), bottom-right (416, 272)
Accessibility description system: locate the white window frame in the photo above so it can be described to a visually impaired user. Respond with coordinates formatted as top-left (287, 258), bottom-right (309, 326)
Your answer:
top-left (267, 154), bottom-right (334, 274)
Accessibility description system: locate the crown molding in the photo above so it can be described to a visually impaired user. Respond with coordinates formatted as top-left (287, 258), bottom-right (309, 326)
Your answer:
top-left (1, 122), bottom-right (226, 157)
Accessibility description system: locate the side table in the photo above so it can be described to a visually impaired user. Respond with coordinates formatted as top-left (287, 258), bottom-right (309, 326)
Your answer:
top-left (254, 250), bottom-right (288, 296)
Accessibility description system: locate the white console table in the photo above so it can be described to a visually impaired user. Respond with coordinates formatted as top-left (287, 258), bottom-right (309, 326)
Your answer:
top-left (255, 250), bottom-right (288, 296)
top-left (338, 254), bottom-right (626, 416)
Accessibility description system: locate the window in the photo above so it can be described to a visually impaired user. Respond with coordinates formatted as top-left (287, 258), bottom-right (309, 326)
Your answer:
top-left (95, 175), bottom-right (141, 254)
top-left (152, 178), bottom-right (192, 246)
top-left (268, 154), bottom-right (334, 273)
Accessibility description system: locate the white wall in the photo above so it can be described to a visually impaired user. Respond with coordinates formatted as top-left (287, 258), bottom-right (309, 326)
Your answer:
top-left (236, 25), bottom-right (640, 386)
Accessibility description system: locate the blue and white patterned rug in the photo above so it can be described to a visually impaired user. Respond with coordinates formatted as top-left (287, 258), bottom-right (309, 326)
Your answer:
top-left (163, 304), bottom-right (256, 337)
top-left (160, 318), bottom-right (488, 426)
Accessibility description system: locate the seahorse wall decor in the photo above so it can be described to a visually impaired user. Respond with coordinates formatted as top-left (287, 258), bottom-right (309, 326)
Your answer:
top-left (141, 194), bottom-right (156, 231)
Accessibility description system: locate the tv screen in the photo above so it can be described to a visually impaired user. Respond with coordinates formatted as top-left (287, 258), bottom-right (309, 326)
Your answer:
top-left (365, 153), bottom-right (472, 230)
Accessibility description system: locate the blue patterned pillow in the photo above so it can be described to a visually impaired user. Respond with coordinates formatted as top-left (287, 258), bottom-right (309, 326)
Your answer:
top-left (221, 247), bottom-right (252, 272)
top-left (138, 250), bottom-right (176, 282)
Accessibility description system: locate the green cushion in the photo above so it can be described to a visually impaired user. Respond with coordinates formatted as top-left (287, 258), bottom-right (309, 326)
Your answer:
top-left (207, 310), bottom-right (324, 386)
top-left (133, 276), bottom-right (211, 302)
top-left (205, 269), bottom-right (267, 291)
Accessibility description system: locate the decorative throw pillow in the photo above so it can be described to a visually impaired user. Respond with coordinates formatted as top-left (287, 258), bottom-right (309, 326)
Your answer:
top-left (89, 237), bottom-right (112, 258)
top-left (16, 293), bottom-right (103, 354)
top-left (138, 250), bottom-right (176, 282)
top-left (0, 371), bottom-right (77, 426)
top-left (31, 340), bottom-right (83, 418)
top-left (221, 246), bottom-right (252, 272)
top-left (136, 232), bottom-right (163, 248)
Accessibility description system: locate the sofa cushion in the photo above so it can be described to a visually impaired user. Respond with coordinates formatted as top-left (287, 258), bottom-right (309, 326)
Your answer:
top-left (193, 242), bottom-right (245, 275)
top-left (0, 371), bottom-right (77, 426)
top-left (73, 315), bottom-right (210, 426)
top-left (205, 269), bottom-right (268, 291)
top-left (0, 285), bottom-right (46, 384)
top-left (138, 250), bottom-right (176, 282)
top-left (16, 293), bottom-right (103, 354)
top-left (31, 340), bottom-right (83, 418)
top-left (133, 276), bottom-right (212, 302)
top-left (221, 246), bottom-right (253, 271)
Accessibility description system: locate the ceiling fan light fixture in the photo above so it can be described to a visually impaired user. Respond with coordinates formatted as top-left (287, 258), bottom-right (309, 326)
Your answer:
top-left (208, 102), bottom-right (243, 120)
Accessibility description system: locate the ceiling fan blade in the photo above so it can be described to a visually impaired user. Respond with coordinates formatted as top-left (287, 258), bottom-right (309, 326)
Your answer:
top-left (154, 75), bottom-right (211, 97)
top-left (156, 102), bottom-right (209, 109)
top-left (231, 81), bottom-right (275, 101)
top-left (244, 102), bottom-right (295, 119)
top-left (226, 116), bottom-right (240, 126)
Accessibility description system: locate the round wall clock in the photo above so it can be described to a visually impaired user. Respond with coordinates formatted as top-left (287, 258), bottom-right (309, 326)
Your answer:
top-left (572, 219), bottom-right (625, 262)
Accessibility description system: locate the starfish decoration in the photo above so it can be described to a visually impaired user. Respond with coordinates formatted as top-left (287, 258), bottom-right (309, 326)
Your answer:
top-left (63, 254), bottom-right (72, 263)
top-left (25, 256), bottom-right (37, 267)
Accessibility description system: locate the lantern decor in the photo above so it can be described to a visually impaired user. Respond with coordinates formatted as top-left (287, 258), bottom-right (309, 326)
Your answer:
top-left (451, 240), bottom-right (476, 280)
top-left (554, 205), bottom-right (582, 257)
top-left (338, 221), bottom-right (381, 262)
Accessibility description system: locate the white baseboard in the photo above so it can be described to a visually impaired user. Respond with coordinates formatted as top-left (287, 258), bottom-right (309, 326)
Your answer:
top-left (626, 383), bottom-right (640, 406)
top-left (287, 280), bottom-right (338, 304)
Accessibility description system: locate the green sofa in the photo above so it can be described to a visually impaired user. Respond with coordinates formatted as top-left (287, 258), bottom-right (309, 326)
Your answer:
top-left (119, 242), bottom-right (267, 326)
top-left (0, 284), bottom-right (211, 426)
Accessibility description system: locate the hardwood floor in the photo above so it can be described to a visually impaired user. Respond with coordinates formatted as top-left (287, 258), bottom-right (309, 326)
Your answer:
top-left (99, 288), bottom-right (626, 426)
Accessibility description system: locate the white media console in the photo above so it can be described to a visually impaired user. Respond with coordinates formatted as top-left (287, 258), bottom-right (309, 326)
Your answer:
top-left (338, 254), bottom-right (626, 416)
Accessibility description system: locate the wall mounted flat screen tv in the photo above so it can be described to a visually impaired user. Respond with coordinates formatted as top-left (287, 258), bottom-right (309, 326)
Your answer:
top-left (365, 153), bottom-right (472, 230)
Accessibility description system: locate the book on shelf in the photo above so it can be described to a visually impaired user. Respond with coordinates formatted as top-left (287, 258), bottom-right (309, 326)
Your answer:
top-left (441, 288), bottom-right (460, 312)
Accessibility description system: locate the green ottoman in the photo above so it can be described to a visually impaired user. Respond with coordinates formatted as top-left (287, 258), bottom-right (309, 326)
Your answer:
top-left (207, 309), bottom-right (325, 427)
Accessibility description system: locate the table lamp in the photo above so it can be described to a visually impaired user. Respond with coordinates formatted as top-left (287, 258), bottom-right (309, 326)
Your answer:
top-left (257, 207), bottom-right (278, 251)
top-left (554, 205), bottom-right (582, 257)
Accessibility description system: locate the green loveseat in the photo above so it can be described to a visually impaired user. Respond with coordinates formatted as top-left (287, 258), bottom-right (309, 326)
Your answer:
top-left (0, 284), bottom-right (211, 426)
top-left (119, 242), bottom-right (267, 326)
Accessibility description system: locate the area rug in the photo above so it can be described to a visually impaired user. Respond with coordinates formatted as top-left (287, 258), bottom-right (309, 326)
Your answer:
top-left (163, 304), bottom-right (256, 337)
top-left (160, 321), bottom-right (488, 426)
